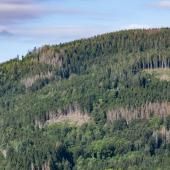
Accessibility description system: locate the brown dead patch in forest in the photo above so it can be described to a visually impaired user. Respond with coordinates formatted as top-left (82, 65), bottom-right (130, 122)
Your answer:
top-left (46, 111), bottom-right (91, 126)
top-left (144, 68), bottom-right (170, 81)
top-left (159, 126), bottom-right (170, 143)
top-left (107, 102), bottom-right (170, 123)
top-left (35, 105), bottom-right (91, 128)
top-left (144, 28), bottom-right (161, 35)
top-left (0, 150), bottom-right (7, 158)
top-left (34, 46), bottom-right (64, 66)
top-left (21, 72), bottom-right (53, 88)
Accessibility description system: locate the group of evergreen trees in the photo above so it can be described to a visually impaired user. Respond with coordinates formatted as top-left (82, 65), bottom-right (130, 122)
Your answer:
top-left (0, 28), bottom-right (170, 169)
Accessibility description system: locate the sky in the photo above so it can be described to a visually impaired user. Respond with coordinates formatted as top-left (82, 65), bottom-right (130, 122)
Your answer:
top-left (0, 0), bottom-right (170, 62)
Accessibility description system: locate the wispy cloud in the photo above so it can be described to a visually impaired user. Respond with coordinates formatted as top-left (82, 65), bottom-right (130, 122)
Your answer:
top-left (0, 0), bottom-right (111, 37)
top-left (152, 0), bottom-right (170, 9)
top-left (0, 30), bottom-right (13, 38)
top-left (4, 25), bottom-right (113, 40)
top-left (0, 0), bottom-right (81, 26)
top-left (0, 0), bottom-right (52, 4)
top-left (121, 24), bottom-right (151, 30)
top-left (0, 4), bottom-right (43, 24)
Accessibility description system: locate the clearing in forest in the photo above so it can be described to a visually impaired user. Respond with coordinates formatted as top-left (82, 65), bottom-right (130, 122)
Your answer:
top-left (144, 68), bottom-right (170, 81)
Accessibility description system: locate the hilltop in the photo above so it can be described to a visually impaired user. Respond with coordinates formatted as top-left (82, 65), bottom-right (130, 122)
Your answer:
top-left (0, 28), bottom-right (170, 170)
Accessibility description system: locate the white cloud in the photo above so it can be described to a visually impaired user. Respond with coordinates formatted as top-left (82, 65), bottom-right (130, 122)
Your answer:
top-left (0, 30), bottom-right (13, 37)
top-left (159, 0), bottom-right (170, 8)
top-left (122, 24), bottom-right (151, 30)
top-left (0, 1), bottom-right (81, 26)
top-left (153, 0), bottom-right (170, 8)
top-left (3, 25), bottom-right (112, 39)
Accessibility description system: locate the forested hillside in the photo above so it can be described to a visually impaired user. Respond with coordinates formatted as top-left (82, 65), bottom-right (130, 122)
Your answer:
top-left (0, 28), bottom-right (170, 170)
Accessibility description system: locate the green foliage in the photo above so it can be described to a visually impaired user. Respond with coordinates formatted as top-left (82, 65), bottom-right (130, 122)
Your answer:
top-left (0, 28), bottom-right (170, 169)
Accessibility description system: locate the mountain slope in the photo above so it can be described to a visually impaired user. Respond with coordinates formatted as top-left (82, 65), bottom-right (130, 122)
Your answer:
top-left (0, 28), bottom-right (170, 170)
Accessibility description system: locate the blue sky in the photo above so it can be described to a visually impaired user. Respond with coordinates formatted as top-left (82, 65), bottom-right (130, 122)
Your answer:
top-left (0, 0), bottom-right (170, 62)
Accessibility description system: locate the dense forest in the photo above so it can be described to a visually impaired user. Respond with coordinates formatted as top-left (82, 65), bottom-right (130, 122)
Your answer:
top-left (0, 28), bottom-right (170, 169)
